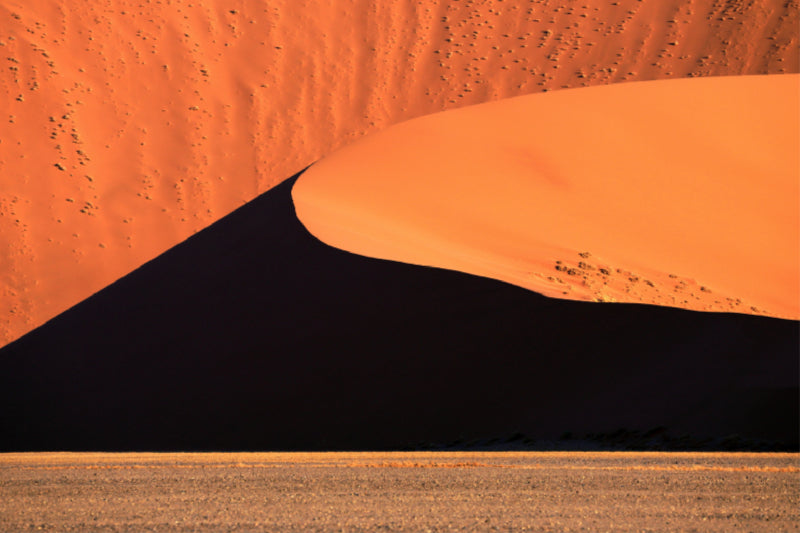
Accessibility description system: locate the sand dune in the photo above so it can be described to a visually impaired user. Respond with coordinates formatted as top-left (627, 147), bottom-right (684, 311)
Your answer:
top-left (294, 74), bottom-right (799, 319)
top-left (0, 0), bottom-right (797, 346)
top-left (1, 174), bottom-right (797, 451)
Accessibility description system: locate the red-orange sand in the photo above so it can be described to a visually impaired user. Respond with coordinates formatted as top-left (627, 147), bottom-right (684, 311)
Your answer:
top-left (294, 74), bottom-right (800, 319)
top-left (0, 0), bottom-right (797, 345)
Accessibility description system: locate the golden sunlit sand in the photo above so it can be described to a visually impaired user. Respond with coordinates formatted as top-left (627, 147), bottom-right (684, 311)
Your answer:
top-left (294, 74), bottom-right (799, 319)
top-left (1, 0), bottom-right (797, 346)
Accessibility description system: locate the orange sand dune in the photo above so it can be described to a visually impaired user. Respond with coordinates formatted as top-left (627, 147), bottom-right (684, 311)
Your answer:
top-left (294, 74), bottom-right (800, 319)
top-left (0, 0), bottom-right (797, 345)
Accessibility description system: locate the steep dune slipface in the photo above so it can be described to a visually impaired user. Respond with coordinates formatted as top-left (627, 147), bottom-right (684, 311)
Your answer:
top-left (2, 175), bottom-right (797, 451)
top-left (0, 0), bottom-right (797, 346)
top-left (294, 75), bottom-right (800, 319)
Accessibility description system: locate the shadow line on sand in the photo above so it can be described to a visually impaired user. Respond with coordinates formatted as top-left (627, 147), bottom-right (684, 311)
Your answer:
top-left (1, 171), bottom-right (797, 451)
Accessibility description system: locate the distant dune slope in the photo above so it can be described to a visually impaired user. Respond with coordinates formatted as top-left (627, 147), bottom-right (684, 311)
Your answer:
top-left (0, 0), bottom-right (797, 345)
top-left (294, 75), bottom-right (799, 319)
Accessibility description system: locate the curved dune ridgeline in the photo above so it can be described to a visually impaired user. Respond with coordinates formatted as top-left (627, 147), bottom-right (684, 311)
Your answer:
top-left (0, 0), bottom-right (798, 346)
top-left (1, 174), bottom-right (797, 451)
top-left (293, 75), bottom-right (800, 319)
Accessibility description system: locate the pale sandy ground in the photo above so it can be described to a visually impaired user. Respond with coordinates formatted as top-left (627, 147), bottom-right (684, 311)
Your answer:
top-left (0, 0), bottom-right (797, 346)
top-left (0, 452), bottom-right (797, 532)
top-left (294, 74), bottom-right (800, 320)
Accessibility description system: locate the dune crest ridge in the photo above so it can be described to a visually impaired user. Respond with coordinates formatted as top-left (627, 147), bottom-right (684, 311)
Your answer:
top-left (294, 74), bottom-right (800, 319)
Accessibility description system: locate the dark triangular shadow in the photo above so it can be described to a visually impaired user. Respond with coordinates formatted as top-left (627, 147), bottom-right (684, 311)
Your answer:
top-left (1, 171), bottom-right (797, 451)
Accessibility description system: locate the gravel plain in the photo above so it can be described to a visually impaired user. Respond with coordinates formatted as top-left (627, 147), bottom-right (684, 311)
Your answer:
top-left (1, 452), bottom-right (797, 532)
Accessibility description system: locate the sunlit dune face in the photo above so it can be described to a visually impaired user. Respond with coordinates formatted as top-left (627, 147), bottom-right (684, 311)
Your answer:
top-left (294, 75), bottom-right (800, 320)
top-left (1, 0), bottom-right (797, 345)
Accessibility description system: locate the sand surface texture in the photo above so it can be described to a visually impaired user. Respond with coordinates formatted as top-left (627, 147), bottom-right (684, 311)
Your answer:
top-left (1, 0), bottom-right (797, 346)
top-left (294, 74), bottom-right (799, 319)
top-left (1, 452), bottom-right (798, 532)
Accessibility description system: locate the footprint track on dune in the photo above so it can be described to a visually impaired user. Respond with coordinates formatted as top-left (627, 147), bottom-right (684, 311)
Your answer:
top-left (544, 251), bottom-right (768, 316)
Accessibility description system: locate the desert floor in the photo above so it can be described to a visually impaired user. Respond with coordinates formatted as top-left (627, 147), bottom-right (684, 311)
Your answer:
top-left (1, 452), bottom-right (797, 532)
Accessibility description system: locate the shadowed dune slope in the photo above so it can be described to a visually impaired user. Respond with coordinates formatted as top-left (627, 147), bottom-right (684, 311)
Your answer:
top-left (294, 75), bottom-right (800, 320)
top-left (1, 0), bottom-right (798, 346)
top-left (1, 173), bottom-right (797, 451)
